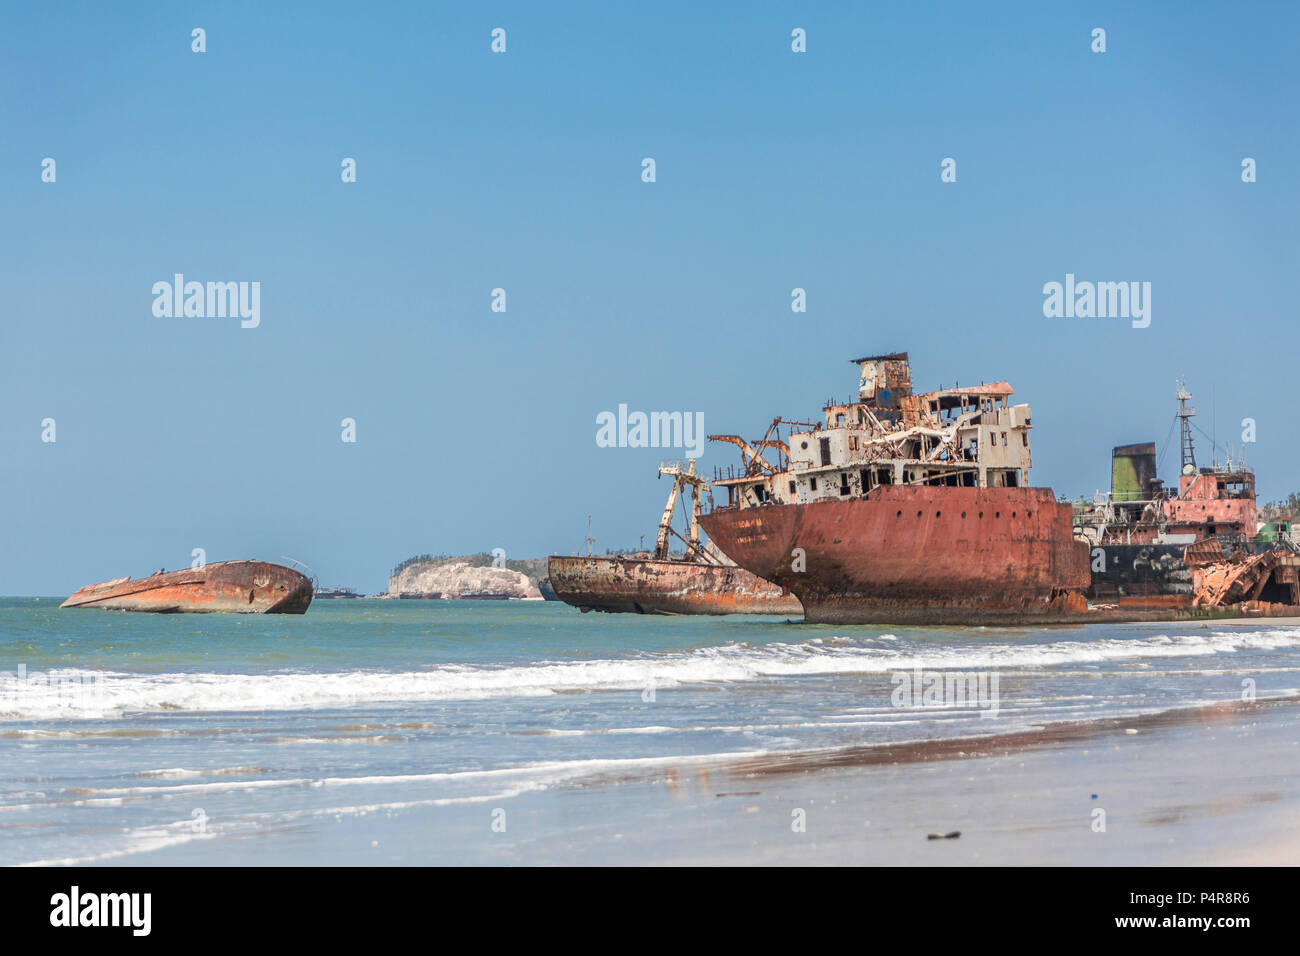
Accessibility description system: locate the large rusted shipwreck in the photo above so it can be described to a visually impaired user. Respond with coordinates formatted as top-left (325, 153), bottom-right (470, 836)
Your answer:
top-left (61, 560), bottom-right (314, 614)
top-left (698, 354), bottom-right (1298, 625)
top-left (700, 353), bottom-right (1089, 624)
top-left (1074, 380), bottom-right (1300, 610)
top-left (548, 461), bottom-right (802, 615)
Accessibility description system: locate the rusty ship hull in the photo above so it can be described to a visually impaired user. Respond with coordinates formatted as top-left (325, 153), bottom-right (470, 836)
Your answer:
top-left (700, 487), bottom-right (1091, 625)
top-left (547, 555), bottom-right (803, 616)
top-left (60, 560), bottom-right (313, 614)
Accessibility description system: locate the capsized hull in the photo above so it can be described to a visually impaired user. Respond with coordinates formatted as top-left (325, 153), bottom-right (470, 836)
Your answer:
top-left (547, 555), bottom-right (802, 616)
top-left (700, 486), bottom-right (1092, 625)
top-left (60, 560), bottom-right (313, 614)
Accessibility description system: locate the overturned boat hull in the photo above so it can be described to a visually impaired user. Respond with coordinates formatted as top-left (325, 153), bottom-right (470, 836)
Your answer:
top-left (61, 561), bottom-right (313, 614)
top-left (547, 555), bottom-right (802, 616)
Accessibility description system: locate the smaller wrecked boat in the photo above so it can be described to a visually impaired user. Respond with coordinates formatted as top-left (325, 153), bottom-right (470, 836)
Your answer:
top-left (549, 461), bottom-right (802, 616)
top-left (61, 560), bottom-right (313, 614)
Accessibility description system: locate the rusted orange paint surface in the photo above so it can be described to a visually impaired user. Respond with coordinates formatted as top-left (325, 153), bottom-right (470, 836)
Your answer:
top-left (547, 555), bottom-right (801, 616)
top-left (1192, 551), bottom-right (1300, 608)
top-left (701, 486), bottom-right (1089, 625)
top-left (61, 561), bottom-right (313, 614)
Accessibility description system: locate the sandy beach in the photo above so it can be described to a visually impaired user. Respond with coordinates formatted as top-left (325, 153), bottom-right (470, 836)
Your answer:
top-left (110, 693), bottom-right (1300, 867)
top-left (493, 696), bottom-right (1300, 866)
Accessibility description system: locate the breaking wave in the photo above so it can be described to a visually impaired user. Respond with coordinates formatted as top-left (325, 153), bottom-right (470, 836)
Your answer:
top-left (2, 628), bottom-right (1299, 721)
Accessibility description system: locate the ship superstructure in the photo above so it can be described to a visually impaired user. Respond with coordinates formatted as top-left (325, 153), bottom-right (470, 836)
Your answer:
top-left (711, 352), bottom-right (1035, 508)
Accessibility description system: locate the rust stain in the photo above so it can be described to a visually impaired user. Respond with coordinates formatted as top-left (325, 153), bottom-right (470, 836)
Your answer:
top-left (550, 458), bottom-right (801, 616)
top-left (61, 560), bottom-right (313, 614)
top-left (547, 555), bottom-right (801, 616)
top-left (1192, 551), bottom-right (1300, 608)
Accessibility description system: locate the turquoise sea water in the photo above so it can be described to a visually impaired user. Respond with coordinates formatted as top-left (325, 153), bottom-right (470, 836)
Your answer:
top-left (2, 597), bottom-right (1299, 865)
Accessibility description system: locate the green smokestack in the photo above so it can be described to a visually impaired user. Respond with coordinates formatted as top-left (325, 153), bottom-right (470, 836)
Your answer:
top-left (1111, 442), bottom-right (1157, 502)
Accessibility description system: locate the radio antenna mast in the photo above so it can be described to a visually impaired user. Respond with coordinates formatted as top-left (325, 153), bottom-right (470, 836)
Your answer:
top-left (1176, 378), bottom-right (1196, 473)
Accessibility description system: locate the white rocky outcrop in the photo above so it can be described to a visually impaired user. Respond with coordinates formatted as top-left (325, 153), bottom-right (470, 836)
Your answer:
top-left (388, 562), bottom-right (542, 600)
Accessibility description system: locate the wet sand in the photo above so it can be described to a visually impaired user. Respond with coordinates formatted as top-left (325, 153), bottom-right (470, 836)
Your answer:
top-left (121, 695), bottom-right (1300, 866)
top-left (1143, 616), bottom-right (1300, 629)
top-left (488, 695), bottom-right (1300, 866)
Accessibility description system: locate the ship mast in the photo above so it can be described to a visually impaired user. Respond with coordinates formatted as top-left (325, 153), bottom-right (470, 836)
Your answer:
top-left (653, 474), bottom-right (683, 559)
top-left (1176, 379), bottom-right (1197, 473)
top-left (656, 460), bottom-right (708, 560)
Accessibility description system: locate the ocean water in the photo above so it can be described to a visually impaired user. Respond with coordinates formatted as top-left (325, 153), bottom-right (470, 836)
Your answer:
top-left (2, 597), bottom-right (1299, 865)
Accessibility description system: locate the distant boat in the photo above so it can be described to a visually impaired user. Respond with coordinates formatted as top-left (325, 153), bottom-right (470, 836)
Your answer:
top-left (315, 586), bottom-right (362, 599)
top-left (61, 560), bottom-right (313, 614)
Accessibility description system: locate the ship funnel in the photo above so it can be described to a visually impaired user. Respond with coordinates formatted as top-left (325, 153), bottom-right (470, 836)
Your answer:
top-left (1111, 442), bottom-right (1158, 502)
top-left (852, 352), bottom-right (911, 408)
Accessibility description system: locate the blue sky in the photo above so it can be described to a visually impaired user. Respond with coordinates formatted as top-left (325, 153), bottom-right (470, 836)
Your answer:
top-left (2, 1), bottom-right (1298, 594)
